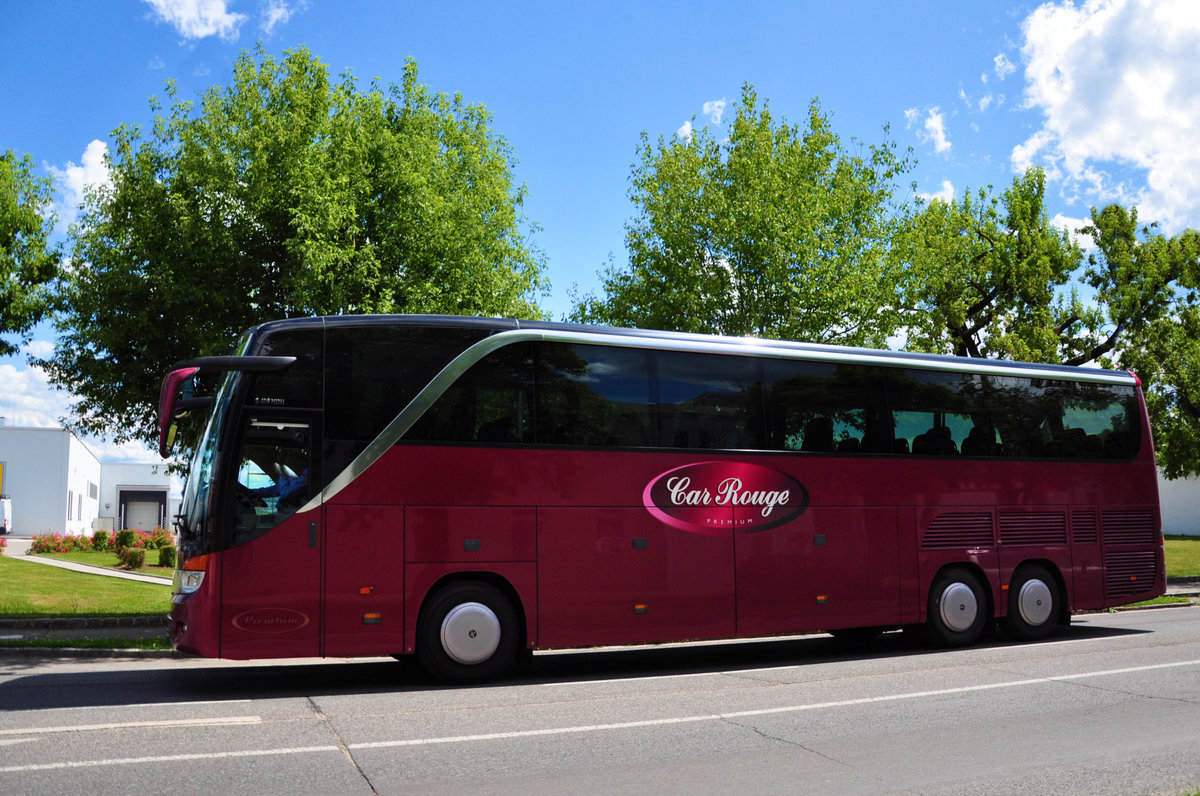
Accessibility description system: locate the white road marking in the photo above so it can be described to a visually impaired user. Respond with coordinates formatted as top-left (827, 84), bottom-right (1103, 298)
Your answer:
top-left (1, 658), bottom-right (1196, 774)
top-left (0, 716), bottom-right (261, 737)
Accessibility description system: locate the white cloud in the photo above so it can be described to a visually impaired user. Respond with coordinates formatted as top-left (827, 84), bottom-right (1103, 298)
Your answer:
top-left (0, 361), bottom-right (69, 429)
top-left (979, 94), bottom-right (994, 112)
top-left (1016, 0), bottom-right (1200, 232)
top-left (1050, 213), bottom-right (1094, 248)
top-left (143, 0), bottom-right (246, 41)
top-left (20, 340), bottom-right (55, 359)
top-left (993, 53), bottom-right (1017, 81)
top-left (46, 140), bottom-right (110, 231)
top-left (261, 0), bottom-right (301, 34)
top-left (919, 179), bottom-right (956, 204)
top-left (904, 106), bottom-right (951, 154)
top-left (702, 98), bottom-right (727, 125)
top-left (676, 120), bottom-right (693, 141)
top-left (924, 107), bottom-right (951, 154)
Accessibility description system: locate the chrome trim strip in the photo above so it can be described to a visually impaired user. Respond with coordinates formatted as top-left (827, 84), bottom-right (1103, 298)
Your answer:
top-left (308, 327), bottom-right (1137, 508)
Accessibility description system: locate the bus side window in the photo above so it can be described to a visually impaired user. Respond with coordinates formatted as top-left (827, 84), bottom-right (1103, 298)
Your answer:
top-left (535, 343), bottom-right (655, 447)
top-left (764, 360), bottom-right (888, 454)
top-left (407, 343), bottom-right (534, 444)
top-left (654, 351), bottom-right (764, 450)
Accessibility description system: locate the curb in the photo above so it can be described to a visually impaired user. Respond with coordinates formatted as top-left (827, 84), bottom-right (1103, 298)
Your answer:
top-left (0, 615), bottom-right (170, 630)
top-left (0, 646), bottom-right (180, 659)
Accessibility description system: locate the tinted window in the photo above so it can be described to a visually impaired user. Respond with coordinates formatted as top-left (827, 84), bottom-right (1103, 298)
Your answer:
top-left (988, 376), bottom-right (1139, 459)
top-left (406, 343), bottom-right (534, 444)
top-left (764, 360), bottom-right (889, 453)
top-left (888, 369), bottom-right (995, 456)
top-left (325, 326), bottom-right (490, 442)
top-left (535, 343), bottom-right (655, 446)
top-left (656, 351), bottom-right (764, 449)
top-left (247, 328), bottom-right (323, 409)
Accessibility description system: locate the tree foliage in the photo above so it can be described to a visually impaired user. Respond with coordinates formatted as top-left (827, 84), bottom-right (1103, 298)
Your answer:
top-left (0, 150), bottom-right (60, 356)
top-left (572, 84), bottom-right (911, 347)
top-left (43, 46), bottom-right (546, 446)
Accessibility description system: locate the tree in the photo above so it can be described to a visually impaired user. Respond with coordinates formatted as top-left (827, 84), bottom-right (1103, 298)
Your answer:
top-left (572, 85), bottom-right (911, 347)
top-left (896, 168), bottom-right (1084, 362)
top-left (42, 46), bottom-right (546, 447)
top-left (0, 150), bottom-right (60, 356)
top-left (1085, 207), bottom-right (1200, 478)
top-left (898, 170), bottom-right (1200, 477)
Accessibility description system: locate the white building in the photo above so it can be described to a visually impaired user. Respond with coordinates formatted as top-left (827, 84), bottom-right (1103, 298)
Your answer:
top-left (0, 423), bottom-right (177, 537)
top-left (0, 425), bottom-right (101, 536)
top-left (97, 462), bottom-right (178, 533)
top-left (1158, 472), bottom-right (1200, 536)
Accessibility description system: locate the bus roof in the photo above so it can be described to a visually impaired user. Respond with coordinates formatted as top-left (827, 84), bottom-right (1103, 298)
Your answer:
top-left (245, 314), bottom-right (1138, 386)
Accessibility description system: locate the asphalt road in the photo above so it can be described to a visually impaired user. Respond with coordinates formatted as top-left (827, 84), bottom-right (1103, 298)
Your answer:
top-left (1, 607), bottom-right (1198, 795)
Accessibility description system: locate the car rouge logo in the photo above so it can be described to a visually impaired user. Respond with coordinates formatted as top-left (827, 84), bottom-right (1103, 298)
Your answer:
top-left (643, 461), bottom-right (809, 535)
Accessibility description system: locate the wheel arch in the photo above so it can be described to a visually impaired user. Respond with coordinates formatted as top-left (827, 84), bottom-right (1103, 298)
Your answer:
top-left (415, 570), bottom-right (530, 648)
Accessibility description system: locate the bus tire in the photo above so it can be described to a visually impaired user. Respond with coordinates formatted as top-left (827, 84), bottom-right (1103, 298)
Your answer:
top-left (417, 581), bottom-right (520, 684)
top-left (1001, 564), bottom-right (1060, 641)
top-left (927, 566), bottom-right (987, 647)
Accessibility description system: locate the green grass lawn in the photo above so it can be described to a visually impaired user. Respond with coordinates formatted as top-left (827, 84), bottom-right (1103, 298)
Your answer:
top-left (0, 556), bottom-right (171, 617)
top-left (1165, 535), bottom-right (1200, 578)
top-left (37, 549), bottom-right (174, 579)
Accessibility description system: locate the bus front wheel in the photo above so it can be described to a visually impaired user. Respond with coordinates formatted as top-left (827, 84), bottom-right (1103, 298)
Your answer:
top-left (926, 566), bottom-right (988, 647)
top-left (417, 581), bottom-right (520, 684)
top-left (1001, 564), bottom-right (1060, 641)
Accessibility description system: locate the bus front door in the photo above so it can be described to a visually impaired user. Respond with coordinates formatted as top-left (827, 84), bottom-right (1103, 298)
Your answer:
top-left (218, 413), bottom-right (322, 659)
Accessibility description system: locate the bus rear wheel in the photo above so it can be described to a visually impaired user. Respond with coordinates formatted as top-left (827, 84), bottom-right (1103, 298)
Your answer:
top-left (417, 581), bottom-right (520, 684)
top-left (926, 566), bottom-right (988, 647)
top-left (1001, 564), bottom-right (1060, 641)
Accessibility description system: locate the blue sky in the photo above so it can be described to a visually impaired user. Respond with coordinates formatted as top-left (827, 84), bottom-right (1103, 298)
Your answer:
top-left (3, 0), bottom-right (1199, 460)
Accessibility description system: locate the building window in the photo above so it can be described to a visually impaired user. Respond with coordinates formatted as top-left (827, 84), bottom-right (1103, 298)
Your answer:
top-left (67, 490), bottom-right (74, 521)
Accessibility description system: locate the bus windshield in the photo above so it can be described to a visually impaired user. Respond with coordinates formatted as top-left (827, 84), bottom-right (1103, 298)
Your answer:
top-left (177, 368), bottom-right (239, 543)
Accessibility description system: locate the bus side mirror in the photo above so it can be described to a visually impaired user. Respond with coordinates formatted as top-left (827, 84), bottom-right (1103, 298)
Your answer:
top-left (158, 366), bottom-right (200, 458)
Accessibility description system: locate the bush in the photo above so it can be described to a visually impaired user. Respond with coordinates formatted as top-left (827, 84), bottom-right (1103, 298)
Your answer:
top-left (158, 545), bottom-right (176, 568)
top-left (114, 529), bottom-right (137, 551)
top-left (0, 537), bottom-right (6, 555)
top-left (92, 529), bottom-right (109, 550)
top-left (149, 528), bottom-right (172, 549)
top-left (31, 533), bottom-right (72, 554)
top-left (120, 547), bottom-right (146, 569)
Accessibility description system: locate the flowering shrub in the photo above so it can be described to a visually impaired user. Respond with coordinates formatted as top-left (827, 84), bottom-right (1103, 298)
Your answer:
top-left (28, 529), bottom-right (175, 562)
top-left (0, 537), bottom-right (6, 555)
top-left (30, 533), bottom-right (92, 554)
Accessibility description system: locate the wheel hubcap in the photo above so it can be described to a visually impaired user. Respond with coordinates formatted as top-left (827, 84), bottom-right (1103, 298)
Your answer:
top-left (440, 602), bottom-right (501, 665)
top-left (939, 582), bottom-right (979, 633)
top-left (1017, 579), bottom-right (1053, 627)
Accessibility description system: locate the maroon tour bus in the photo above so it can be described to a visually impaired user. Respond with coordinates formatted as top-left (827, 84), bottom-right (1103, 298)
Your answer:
top-left (159, 315), bottom-right (1165, 682)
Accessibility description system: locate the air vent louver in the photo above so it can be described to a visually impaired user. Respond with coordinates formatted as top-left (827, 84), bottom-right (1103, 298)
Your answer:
top-left (1072, 512), bottom-right (1099, 545)
top-left (1104, 551), bottom-right (1157, 599)
top-left (999, 512), bottom-right (1067, 546)
top-left (1102, 511), bottom-right (1156, 546)
top-left (923, 513), bottom-right (994, 549)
